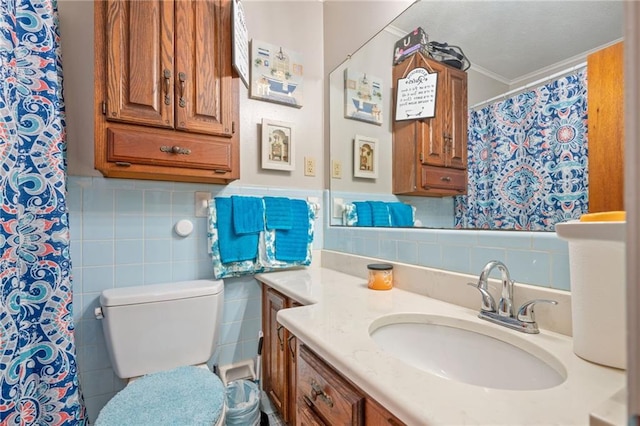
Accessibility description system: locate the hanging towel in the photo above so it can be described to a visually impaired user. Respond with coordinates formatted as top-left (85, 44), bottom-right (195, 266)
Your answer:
top-left (264, 196), bottom-right (292, 230)
top-left (353, 201), bottom-right (373, 227)
top-left (388, 202), bottom-right (414, 227)
top-left (275, 199), bottom-right (310, 261)
top-left (215, 198), bottom-right (259, 263)
top-left (368, 201), bottom-right (391, 227)
top-left (231, 196), bottom-right (265, 235)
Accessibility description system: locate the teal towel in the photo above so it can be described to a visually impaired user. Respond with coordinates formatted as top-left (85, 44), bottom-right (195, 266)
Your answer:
top-left (388, 202), bottom-right (414, 227)
top-left (275, 199), bottom-right (310, 261)
top-left (353, 201), bottom-right (373, 227)
top-left (368, 201), bottom-right (391, 227)
top-left (232, 195), bottom-right (264, 234)
top-left (264, 196), bottom-right (292, 230)
top-left (216, 197), bottom-right (258, 263)
top-left (95, 366), bottom-right (225, 426)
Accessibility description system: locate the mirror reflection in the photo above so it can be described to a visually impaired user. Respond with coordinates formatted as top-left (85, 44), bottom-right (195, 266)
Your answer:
top-left (329, 0), bottom-right (623, 231)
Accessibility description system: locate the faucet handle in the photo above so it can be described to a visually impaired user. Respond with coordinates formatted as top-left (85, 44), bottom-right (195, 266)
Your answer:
top-left (517, 299), bottom-right (558, 323)
top-left (467, 282), bottom-right (496, 313)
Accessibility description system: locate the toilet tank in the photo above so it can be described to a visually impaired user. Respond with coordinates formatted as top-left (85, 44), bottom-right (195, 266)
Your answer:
top-left (99, 279), bottom-right (224, 379)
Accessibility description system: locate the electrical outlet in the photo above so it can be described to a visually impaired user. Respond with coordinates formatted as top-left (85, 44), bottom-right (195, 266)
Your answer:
top-left (304, 157), bottom-right (316, 176)
top-left (331, 160), bottom-right (342, 179)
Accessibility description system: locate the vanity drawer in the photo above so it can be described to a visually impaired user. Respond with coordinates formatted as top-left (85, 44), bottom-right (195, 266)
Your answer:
top-left (421, 165), bottom-right (466, 193)
top-left (297, 345), bottom-right (364, 425)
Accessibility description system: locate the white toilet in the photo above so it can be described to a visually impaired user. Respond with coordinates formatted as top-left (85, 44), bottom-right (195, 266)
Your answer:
top-left (94, 279), bottom-right (226, 425)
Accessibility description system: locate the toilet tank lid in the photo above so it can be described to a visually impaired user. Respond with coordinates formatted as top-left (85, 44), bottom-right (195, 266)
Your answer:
top-left (100, 280), bottom-right (224, 307)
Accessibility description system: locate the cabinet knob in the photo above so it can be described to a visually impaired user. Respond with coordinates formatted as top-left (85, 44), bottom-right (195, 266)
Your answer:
top-left (440, 176), bottom-right (452, 182)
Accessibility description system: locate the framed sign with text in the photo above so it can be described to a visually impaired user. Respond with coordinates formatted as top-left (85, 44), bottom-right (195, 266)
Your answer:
top-left (395, 67), bottom-right (438, 121)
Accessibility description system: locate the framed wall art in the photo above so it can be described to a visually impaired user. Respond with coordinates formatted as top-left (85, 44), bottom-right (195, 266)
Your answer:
top-left (353, 135), bottom-right (378, 179)
top-left (261, 119), bottom-right (295, 171)
top-left (251, 40), bottom-right (304, 108)
top-left (344, 69), bottom-right (383, 125)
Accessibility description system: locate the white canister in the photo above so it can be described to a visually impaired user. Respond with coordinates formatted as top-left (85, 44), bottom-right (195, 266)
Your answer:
top-left (555, 219), bottom-right (626, 369)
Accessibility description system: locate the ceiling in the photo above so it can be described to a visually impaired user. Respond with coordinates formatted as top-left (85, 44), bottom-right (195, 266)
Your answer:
top-left (391, 0), bottom-right (624, 85)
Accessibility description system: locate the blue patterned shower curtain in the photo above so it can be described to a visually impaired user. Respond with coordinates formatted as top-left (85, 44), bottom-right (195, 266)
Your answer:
top-left (0, 1), bottom-right (86, 424)
top-left (454, 68), bottom-right (589, 230)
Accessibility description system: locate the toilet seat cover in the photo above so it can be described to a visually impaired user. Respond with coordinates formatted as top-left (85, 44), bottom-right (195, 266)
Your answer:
top-left (95, 366), bottom-right (225, 426)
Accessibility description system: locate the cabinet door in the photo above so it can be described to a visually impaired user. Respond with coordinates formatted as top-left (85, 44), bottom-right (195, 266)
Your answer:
top-left (174, 0), bottom-right (235, 137)
top-left (105, 0), bottom-right (174, 128)
top-left (446, 67), bottom-right (468, 170)
top-left (417, 57), bottom-right (448, 167)
top-left (263, 287), bottom-right (289, 420)
top-left (587, 42), bottom-right (624, 212)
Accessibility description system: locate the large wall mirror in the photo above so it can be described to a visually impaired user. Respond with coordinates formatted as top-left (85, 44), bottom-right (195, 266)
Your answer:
top-left (329, 0), bottom-right (623, 231)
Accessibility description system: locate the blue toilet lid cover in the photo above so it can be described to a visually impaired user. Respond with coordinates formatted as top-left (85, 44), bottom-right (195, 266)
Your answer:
top-left (95, 366), bottom-right (225, 426)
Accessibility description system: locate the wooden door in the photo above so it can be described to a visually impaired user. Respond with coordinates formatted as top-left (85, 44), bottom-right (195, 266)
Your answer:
top-left (263, 287), bottom-right (289, 420)
top-left (446, 67), bottom-right (468, 170)
top-left (587, 42), bottom-right (624, 212)
top-left (105, 0), bottom-right (174, 128)
top-left (417, 57), bottom-right (448, 167)
top-left (174, 0), bottom-right (235, 137)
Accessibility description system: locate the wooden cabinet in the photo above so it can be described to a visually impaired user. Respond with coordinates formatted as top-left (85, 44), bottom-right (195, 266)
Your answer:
top-left (392, 53), bottom-right (468, 196)
top-left (587, 42), bottom-right (624, 212)
top-left (94, 0), bottom-right (239, 184)
top-left (262, 286), bottom-right (299, 425)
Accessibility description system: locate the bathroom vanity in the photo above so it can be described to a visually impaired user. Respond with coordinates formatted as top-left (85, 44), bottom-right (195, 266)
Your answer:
top-left (256, 256), bottom-right (625, 425)
top-left (259, 282), bottom-right (403, 425)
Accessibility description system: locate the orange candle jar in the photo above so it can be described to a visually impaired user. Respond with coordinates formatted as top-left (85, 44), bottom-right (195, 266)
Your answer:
top-left (367, 263), bottom-right (393, 290)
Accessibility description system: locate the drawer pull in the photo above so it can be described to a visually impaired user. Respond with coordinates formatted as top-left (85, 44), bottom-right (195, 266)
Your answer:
top-left (287, 335), bottom-right (296, 362)
top-left (276, 324), bottom-right (284, 350)
top-left (309, 379), bottom-right (334, 408)
top-left (114, 161), bottom-right (131, 167)
top-left (440, 176), bottom-right (451, 182)
top-left (163, 69), bottom-right (171, 105)
top-left (178, 72), bottom-right (186, 108)
top-left (160, 145), bottom-right (191, 155)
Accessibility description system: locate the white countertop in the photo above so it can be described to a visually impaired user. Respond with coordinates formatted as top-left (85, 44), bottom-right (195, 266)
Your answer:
top-left (256, 267), bottom-right (626, 425)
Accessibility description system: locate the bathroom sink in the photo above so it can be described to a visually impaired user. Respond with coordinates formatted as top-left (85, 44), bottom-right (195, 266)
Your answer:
top-left (369, 314), bottom-right (566, 391)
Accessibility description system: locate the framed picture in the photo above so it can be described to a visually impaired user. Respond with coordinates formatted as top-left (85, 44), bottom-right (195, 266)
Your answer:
top-left (353, 135), bottom-right (378, 179)
top-left (261, 119), bottom-right (295, 171)
top-left (344, 69), bottom-right (383, 125)
top-left (232, 0), bottom-right (249, 88)
top-left (251, 40), bottom-right (304, 108)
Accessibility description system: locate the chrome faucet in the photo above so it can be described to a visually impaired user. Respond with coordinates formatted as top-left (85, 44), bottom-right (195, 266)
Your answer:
top-left (468, 260), bottom-right (557, 334)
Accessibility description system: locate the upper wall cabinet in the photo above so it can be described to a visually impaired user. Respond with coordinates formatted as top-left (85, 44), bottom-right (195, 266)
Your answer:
top-left (94, 0), bottom-right (239, 184)
top-left (392, 53), bottom-right (468, 196)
